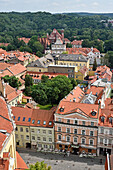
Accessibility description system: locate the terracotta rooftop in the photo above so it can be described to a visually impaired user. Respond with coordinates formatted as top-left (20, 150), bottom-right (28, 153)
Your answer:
top-left (7, 63), bottom-right (26, 76)
top-left (86, 86), bottom-right (104, 96)
top-left (5, 84), bottom-right (22, 102)
top-left (0, 133), bottom-right (7, 152)
top-left (12, 106), bottom-right (55, 128)
top-left (16, 151), bottom-right (28, 170)
top-left (0, 63), bottom-right (13, 71)
top-left (62, 86), bottom-right (85, 103)
top-left (56, 100), bottom-right (100, 119)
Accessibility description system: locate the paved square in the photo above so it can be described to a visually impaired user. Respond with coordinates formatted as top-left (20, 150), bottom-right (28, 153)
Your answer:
top-left (18, 148), bottom-right (105, 170)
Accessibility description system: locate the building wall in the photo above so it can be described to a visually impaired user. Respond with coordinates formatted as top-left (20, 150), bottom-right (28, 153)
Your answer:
top-left (27, 67), bottom-right (48, 73)
top-left (0, 131), bottom-right (16, 169)
top-left (15, 125), bottom-right (30, 148)
top-left (54, 114), bottom-right (98, 154)
top-left (30, 127), bottom-right (54, 150)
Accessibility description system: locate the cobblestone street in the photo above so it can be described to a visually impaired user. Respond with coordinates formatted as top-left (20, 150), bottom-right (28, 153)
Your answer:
top-left (17, 148), bottom-right (105, 170)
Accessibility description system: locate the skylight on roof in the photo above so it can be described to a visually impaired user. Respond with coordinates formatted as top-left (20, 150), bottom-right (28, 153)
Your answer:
top-left (37, 120), bottom-right (40, 124)
top-left (49, 121), bottom-right (52, 125)
top-left (28, 118), bottom-right (31, 122)
top-left (18, 117), bottom-right (20, 121)
top-left (23, 117), bottom-right (25, 121)
top-left (43, 121), bottom-right (46, 125)
top-left (32, 120), bottom-right (35, 124)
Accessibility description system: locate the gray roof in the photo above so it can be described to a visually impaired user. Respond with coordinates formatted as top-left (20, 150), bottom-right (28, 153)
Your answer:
top-left (89, 58), bottom-right (101, 65)
top-left (56, 54), bottom-right (88, 62)
top-left (27, 54), bottom-right (54, 68)
top-left (81, 92), bottom-right (97, 104)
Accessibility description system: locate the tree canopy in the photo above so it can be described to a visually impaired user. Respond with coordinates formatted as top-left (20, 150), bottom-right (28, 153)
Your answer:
top-left (29, 161), bottom-right (51, 170)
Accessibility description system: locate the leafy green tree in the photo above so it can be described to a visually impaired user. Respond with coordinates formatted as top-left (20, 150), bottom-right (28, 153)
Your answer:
top-left (70, 78), bottom-right (78, 88)
top-left (29, 161), bottom-right (51, 170)
top-left (25, 75), bottom-right (33, 87)
top-left (2, 75), bottom-right (21, 89)
top-left (93, 58), bottom-right (97, 71)
top-left (41, 75), bottom-right (49, 83)
top-left (104, 39), bottom-right (113, 52)
top-left (66, 43), bottom-right (72, 48)
top-left (102, 51), bottom-right (113, 68)
top-left (36, 51), bottom-right (43, 58)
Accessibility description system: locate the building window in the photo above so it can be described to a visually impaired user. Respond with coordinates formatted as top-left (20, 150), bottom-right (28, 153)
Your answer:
top-left (82, 130), bottom-right (85, 135)
top-left (100, 127), bottom-right (104, 134)
top-left (16, 127), bottom-right (18, 131)
top-left (13, 116), bottom-right (15, 120)
top-left (37, 120), bottom-right (40, 124)
top-left (37, 137), bottom-right (40, 141)
top-left (23, 117), bottom-right (25, 121)
top-left (44, 145), bottom-right (48, 148)
top-left (43, 137), bottom-right (46, 141)
top-left (58, 135), bottom-right (61, 141)
top-left (88, 149), bottom-right (92, 152)
top-left (37, 129), bottom-right (40, 133)
top-left (18, 117), bottom-right (20, 121)
top-left (20, 127), bottom-right (23, 132)
top-left (48, 130), bottom-right (52, 134)
top-left (67, 119), bottom-right (70, 124)
top-left (49, 121), bottom-right (52, 125)
top-left (82, 138), bottom-right (85, 144)
top-left (26, 135), bottom-right (29, 140)
top-left (89, 140), bottom-right (93, 145)
top-left (109, 139), bottom-right (112, 145)
top-left (49, 138), bottom-right (52, 142)
top-left (28, 118), bottom-right (31, 122)
top-left (90, 131), bottom-right (94, 136)
top-left (74, 129), bottom-right (77, 134)
top-left (43, 130), bottom-right (46, 134)
top-left (109, 129), bottom-right (112, 135)
top-left (74, 137), bottom-right (77, 143)
top-left (26, 128), bottom-right (29, 132)
top-left (67, 128), bottom-right (70, 133)
top-left (75, 120), bottom-right (78, 125)
top-left (32, 136), bottom-right (35, 140)
top-left (100, 138), bottom-right (103, 144)
top-left (109, 117), bottom-right (112, 124)
top-left (67, 136), bottom-right (70, 142)
top-left (105, 139), bottom-right (107, 144)
top-left (38, 144), bottom-right (42, 148)
top-left (43, 121), bottom-right (46, 125)
top-left (31, 129), bottom-right (34, 133)
top-left (91, 122), bottom-right (94, 126)
top-left (32, 120), bottom-right (35, 124)
top-left (58, 127), bottom-right (61, 132)
top-left (82, 121), bottom-right (85, 125)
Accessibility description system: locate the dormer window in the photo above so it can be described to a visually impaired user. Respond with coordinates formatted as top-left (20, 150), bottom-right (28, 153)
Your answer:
top-left (60, 106), bottom-right (64, 112)
top-left (109, 117), bottom-right (112, 124)
top-left (91, 111), bottom-right (97, 116)
top-left (101, 116), bottom-right (105, 123)
top-left (73, 98), bottom-right (76, 102)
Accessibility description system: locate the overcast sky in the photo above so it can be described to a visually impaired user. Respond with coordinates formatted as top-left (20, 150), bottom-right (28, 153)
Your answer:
top-left (0, 0), bottom-right (113, 13)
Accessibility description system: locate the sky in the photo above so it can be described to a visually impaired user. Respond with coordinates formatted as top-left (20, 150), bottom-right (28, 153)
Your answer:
top-left (0, 0), bottom-right (113, 13)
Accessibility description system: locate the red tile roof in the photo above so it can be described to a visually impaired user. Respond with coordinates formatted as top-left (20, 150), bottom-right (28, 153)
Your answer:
top-left (12, 107), bottom-right (33, 126)
top-left (18, 37), bottom-right (30, 44)
top-left (16, 151), bottom-right (28, 170)
top-left (86, 86), bottom-right (104, 96)
top-left (56, 100), bottom-right (99, 119)
top-left (62, 86), bottom-right (84, 102)
top-left (12, 106), bottom-right (55, 128)
top-left (0, 63), bottom-right (13, 71)
top-left (71, 40), bottom-right (83, 45)
top-left (0, 97), bottom-right (10, 119)
top-left (7, 63), bottom-right (26, 76)
top-left (5, 84), bottom-right (22, 102)
top-left (0, 133), bottom-right (7, 152)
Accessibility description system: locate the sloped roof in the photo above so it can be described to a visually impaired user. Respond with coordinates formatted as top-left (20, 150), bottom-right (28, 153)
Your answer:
top-left (7, 63), bottom-right (26, 76)
top-left (56, 100), bottom-right (99, 119)
top-left (0, 132), bottom-right (7, 152)
top-left (16, 151), bottom-right (28, 170)
top-left (62, 86), bottom-right (85, 102)
top-left (5, 84), bottom-right (22, 102)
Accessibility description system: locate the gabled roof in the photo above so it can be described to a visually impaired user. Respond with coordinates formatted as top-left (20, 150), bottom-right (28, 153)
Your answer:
top-left (86, 86), bottom-right (104, 96)
top-left (57, 54), bottom-right (87, 62)
top-left (7, 63), bottom-right (26, 76)
top-left (0, 63), bottom-right (13, 71)
top-left (56, 100), bottom-right (99, 119)
top-left (5, 84), bottom-right (22, 102)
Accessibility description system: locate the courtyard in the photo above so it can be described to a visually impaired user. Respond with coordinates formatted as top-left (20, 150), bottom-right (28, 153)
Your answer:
top-left (17, 148), bottom-right (105, 170)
